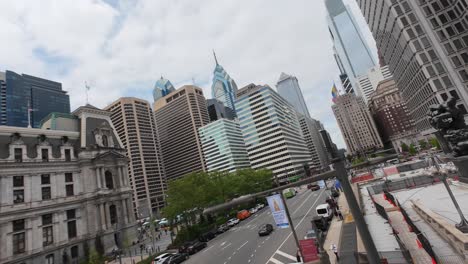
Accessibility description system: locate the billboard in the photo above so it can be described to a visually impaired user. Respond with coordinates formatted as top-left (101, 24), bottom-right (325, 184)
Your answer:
top-left (299, 239), bottom-right (319, 262)
top-left (266, 194), bottom-right (289, 228)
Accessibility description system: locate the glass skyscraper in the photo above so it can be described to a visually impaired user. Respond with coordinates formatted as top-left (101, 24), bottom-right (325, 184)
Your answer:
top-left (211, 53), bottom-right (238, 112)
top-left (153, 76), bottom-right (175, 102)
top-left (276, 72), bottom-right (311, 118)
top-left (326, 0), bottom-right (376, 95)
top-left (0, 70), bottom-right (70, 128)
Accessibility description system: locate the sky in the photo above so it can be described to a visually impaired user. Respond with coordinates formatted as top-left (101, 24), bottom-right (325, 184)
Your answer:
top-left (0, 0), bottom-right (378, 149)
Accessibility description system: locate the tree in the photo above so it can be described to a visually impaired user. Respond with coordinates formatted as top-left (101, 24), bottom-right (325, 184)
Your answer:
top-left (401, 143), bottom-right (409, 152)
top-left (87, 250), bottom-right (102, 264)
top-left (346, 154), bottom-right (353, 163)
top-left (409, 144), bottom-right (417, 156)
top-left (429, 137), bottom-right (440, 150)
top-left (419, 140), bottom-right (428, 150)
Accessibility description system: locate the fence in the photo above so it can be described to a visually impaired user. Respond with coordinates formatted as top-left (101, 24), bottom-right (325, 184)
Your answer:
top-left (368, 174), bottom-right (443, 194)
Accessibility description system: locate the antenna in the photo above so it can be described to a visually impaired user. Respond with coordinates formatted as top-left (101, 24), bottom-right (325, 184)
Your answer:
top-left (85, 82), bottom-right (90, 104)
top-left (27, 101), bottom-right (37, 128)
top-left (213, 49), bottom-right (218, 65)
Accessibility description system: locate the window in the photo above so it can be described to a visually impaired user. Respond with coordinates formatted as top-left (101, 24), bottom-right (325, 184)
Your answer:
top-left (45, 254), bottom-right (54, 264)
top-left (450, 90), bottom-right (460, 100)
top-left (65, 173), bottom-right (73, 182)
top-left (67, 209), bottom-right (76, 219)
top-left (67, 209), bottom-right (77, 239)
top-left (12, 219), bottom-right (25, 255)
top-left (460, 70), bottom-right (468, 81)
top-left (105, 171), bottom-right (114, 189)
top-left (66, 185), bottom-right (74, 196)
top-left (42, 214), bottom-right (53, 225)
top-left (71, 246), bottom-right (79, 259)
top-left (41, 149), bottom-right (49, 162)
top-left (42, 187), bottom-right (51, 200)
top-left (102, 135), bottom-right (108, 147)
top-left (13, 176), bottom-right (23, 187)
top-left (110, 205), bottom-right (117, 224)
top-left (13, 190), bottom-right (24, 204)
top-left (14, 148), bottom-right (22, 162)
top-left (43, 226), bottom-right (53, 246)
top-left (65, 149), bottom-right (71, 162)
top-left (41, 174), bottom-right (50, 185)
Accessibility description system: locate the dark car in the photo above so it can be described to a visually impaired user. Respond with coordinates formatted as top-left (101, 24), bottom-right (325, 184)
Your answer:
top-left (312, 216), bottom-right (329, 232)
top-left (258, 224), bottom-right (274, 236)
top-left (217, 224), bottom-right (230, 234)
top-left (308, 184), bottom-right (320, 191)
top-left (162, 253), bottom-right (189, 264)
top-left (199, 230), bottom-right (216, 242)
top-left (331, 188), bottom-right (340, 198)
top-left (179, 241), bottom-right (207, 255)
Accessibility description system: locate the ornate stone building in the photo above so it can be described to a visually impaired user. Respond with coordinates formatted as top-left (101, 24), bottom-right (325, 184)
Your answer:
top-left (0, 104), bottom-right (136, 264)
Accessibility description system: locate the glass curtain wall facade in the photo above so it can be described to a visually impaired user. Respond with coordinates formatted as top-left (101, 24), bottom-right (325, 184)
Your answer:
top-left (276, 73), bottom-right (311, 118)
top-left (235, 84), bottom-right (312, 182)
top-left (153, 76), bottom-right (175, 102)
top-left (211, 61), bottom-right (238, 113)
top-left (199, 119), bottom-right (250, 172)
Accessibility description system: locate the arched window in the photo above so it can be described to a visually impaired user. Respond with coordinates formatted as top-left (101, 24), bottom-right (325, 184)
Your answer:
top-left (109, 205), bottom-right (117, 224)
top-left (105, 171), bottom-right (114, 189)
top-left (102, 135), bottom-right (108, 147)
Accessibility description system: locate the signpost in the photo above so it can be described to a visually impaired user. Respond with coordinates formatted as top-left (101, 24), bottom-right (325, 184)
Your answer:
top-left (266, 194), bottom-right (289, 228)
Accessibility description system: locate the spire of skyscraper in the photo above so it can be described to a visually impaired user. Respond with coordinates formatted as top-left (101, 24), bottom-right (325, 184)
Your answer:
top-left (213, 49), bottom-right (219, 65)
top-left (153, 76), bottom-right (175, 102)
top-left (211, 53), bottom-right (238, 112)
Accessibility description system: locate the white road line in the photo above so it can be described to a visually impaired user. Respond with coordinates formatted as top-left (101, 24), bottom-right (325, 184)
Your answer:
top-left (220, 241), bottom-right (226, 247)
top-left (206, 245), bottom-right (214, 251)
top-left (276, 250), bottom-right (296, 261)
top-left (248, 259), bottom-right (251, 263)
top-left (292, 190), bottom-right (315, 215)
top-left (269, 257), bottom-right (283, 264)
top-left (266, 189), bottom-right (325, 264)
top-left (251, 254), bottom-right (254, 257)
top-left (221, 243), bottom-right (232, 250)
top-left (237, 241), bottom-right (248, 250)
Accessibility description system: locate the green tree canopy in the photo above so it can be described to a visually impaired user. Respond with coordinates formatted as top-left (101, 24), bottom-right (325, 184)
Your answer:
top-left (409, 144), bottom-right (417, 156)
top-left (429, 138), bottom-right (440, 150)
top-left (401, 142), bottom-right (409, 152)
top-left (419, 140), bottom-right (428, 150)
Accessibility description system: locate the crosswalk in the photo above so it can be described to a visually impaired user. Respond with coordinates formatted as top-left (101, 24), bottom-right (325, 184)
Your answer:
top-left (267, 250), bottom-right (298, 264)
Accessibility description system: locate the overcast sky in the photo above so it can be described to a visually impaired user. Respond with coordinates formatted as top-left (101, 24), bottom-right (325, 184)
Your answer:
top-left (0, 0), bottom-right (377, 149)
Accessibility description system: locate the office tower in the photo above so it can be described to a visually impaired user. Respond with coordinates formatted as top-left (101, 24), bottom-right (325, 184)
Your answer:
top-left (0, 70), bottom-right (70, 128)
top-left (199, 119), bottom-right (250, 172)
top-left (332, 93), bottom-right (383, 155)
top-left (369, 79), bottom-right (417, 150)
top-left (276, 72), bottom-right (311, 118)
top-left (211, 52), bottom-right (238, 112)
top-left (105, 98), bottom-right (166, 217)
top-left (356, 65), bottom-right (393, 104)
top-left (153, 76), bottom-right (175, 102)
top-left (356, 0), bottom-right (468, 133)
top-left (297, 114), bottom-right (330, 169)
top-left (340, 73), bottom-right (354, 94)
top-left (0, 104), bottom-right (136, 264)
top-left (325, 0), bottom-right (377, 95)
top-left (154, 85), bottom-right (209, 180)
top-left (236, 84), bottom-right (312, 182)
top-left (206, 98), bottom-right (236, 122)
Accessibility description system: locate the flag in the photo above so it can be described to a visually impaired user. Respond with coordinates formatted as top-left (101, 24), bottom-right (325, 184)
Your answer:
top-left (331, 84), bottom-right (338, 103)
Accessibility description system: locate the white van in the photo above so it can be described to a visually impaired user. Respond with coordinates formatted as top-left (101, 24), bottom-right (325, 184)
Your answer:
top-left (316, 204), bottom-right (333, 220)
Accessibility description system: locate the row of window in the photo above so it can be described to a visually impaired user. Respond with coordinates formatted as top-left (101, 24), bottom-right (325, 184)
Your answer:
top-left (13, 148), bottom-right (72, 162)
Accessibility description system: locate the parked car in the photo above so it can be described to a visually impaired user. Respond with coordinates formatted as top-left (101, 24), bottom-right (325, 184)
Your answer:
top-left (331, 188), bottom-right (340, 198)
top-left (312, 216), bottom-right (329, 232)
top-left (199, 230), bottom-right (216, 242)
top-left (153, 253), bottom-right (174, 264)
top-left (227, 218), bottom-right (240, 227)
top-left (308, 184), bottom-right (320, 191)
top-left (158, 218), bottom-right (169, 226)
top-left (282, 188), bottom-right (296, 198)
top-left (258, 224), bottom-right (274, 236)
top-left (237, 210), bottom-right (251, 220)
top-left (179, 241), bottom-right (207, 255)
top-left (304, 229), bottom-right (318, 240)
top-left (249, 207), bottom-right (258, 214)
top-left (217, 224), bottom-right (230, 233)
top-left (256, 203), bottom-right (265, 210)
top-left (316, 204), bottom-right (333, 221)
top-left (162, 253), bottom-right (189, 264)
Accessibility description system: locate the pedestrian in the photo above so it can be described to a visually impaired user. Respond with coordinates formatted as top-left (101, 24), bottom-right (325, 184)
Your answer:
top-left (165, 228), bottom-right (168, 235)
top-left (330, 243), bottom-right (339, 261)
top-left (337, 209), bottom-right (344, 221)
top-left (296, 249), bottom-right (302, 262)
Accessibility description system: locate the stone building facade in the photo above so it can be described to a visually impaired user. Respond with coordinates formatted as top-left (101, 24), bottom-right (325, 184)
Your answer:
top-left (0, 105), bottom-right (136, 264)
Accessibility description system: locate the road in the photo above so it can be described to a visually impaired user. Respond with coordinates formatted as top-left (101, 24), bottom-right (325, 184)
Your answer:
top-left (185, 186), bottom-right (330, 264)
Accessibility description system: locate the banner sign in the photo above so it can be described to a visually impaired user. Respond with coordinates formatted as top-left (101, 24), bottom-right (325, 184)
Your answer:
top-left (299, 239), bottom-right (319, 262)
top-left (266, 194), bottom-right (289, 228)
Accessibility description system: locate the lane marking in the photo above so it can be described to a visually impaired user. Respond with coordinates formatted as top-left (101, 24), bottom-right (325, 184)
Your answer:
top-left (276, 250), bottom-right (296, 261)
top-left (237, 241), bottom-right (248, 251)
top-left (206, 245), bottom-right (214, 251)
top-left (292, 190), bottom-right (315, 215)
top-left (221, 243), bottom-right (232, 250)
top-left (266, 189), bottom-right (326, 264)
top-left (269, 257), bottom-right (283, 264)
top-left (248, 259), bottom-right (251, 263)
top-left (220, 241), bottom-right (226, 247)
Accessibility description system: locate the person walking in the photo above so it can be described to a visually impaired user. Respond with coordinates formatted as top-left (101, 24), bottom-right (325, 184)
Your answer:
top-left (337, 209), bottom-right (344, 221)
top-left (330, 243), bottom-right (339, 261)
top-left (296, 249), bottom-right (302, 262)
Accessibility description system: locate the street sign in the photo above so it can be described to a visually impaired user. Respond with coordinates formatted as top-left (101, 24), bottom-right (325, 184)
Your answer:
top-left (266, 194), bottom-right (289, 228)
top-left (299, 238), bottom-right (319, 262)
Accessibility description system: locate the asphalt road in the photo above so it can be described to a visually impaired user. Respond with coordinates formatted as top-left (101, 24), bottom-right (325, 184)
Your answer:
top-left (185, 186), bottom-right (330, 264)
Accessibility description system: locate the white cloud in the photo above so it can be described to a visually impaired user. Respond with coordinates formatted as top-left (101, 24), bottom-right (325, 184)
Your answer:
top-left (0, 0), bottom-right (378, 149)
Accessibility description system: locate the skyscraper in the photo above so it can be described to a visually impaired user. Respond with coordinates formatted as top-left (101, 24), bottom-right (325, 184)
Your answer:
top-left (199, 119), bottom-right (250, 172)
top-left (105, 97), bottom-right (166, 217)
top-left (325, 0), bottom-right (377, 95)
top-left (153, 76), bottom-right (175, 102)
top-left (355, 65), bottom-right (393, 104)
top-left (297, 115), bottom-right (330, 169)
top-left (211, 52), bottom-right (238, 112)
top-left (332, 93), bottom-right (383, 155)
top-left (206, 98), bottom-right (236, 122)
top-left (276, 73), bottom-right (311, 118)
top-left (236, 84), bottom-right (312, 182)
top-left (154, 85), bottom-right (209, 180)
top-left (356, 0), bottom-right (468, 133)
top-left (0, 70), bottom-right (70, 128)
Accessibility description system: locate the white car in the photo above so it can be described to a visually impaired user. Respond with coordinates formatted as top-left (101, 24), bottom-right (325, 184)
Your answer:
top-left (158, 218), bottom-right (169, 226)
top-left (256, 203), bottom-right (265, 210)
top-left (153, 253), bottom-right (174, 264)
top-left (249, 207), bottom-right (258, 214)
top-left (227, 218), bottom-right (239, 227)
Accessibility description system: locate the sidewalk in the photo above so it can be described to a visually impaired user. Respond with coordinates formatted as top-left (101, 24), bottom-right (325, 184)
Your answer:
top-left (323, 191), bottom-right (348, 264)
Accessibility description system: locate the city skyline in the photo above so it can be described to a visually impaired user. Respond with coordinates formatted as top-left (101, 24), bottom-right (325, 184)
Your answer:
top-left (0, 0), bottom-right (379, 149)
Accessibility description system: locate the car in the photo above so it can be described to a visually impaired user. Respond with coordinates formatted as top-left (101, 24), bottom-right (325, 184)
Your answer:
top-left (258, 224), bottom-right (274, 236)
top-left (256, 203), bottom-right (265, 210)
top-left (159, 218), bottom-right (169, 226)
top-left (198, 230), bottom-right (216, 242)
top-left (227, 218), bottom-right (239, 227)
top-left (237, 210), bottom-right (251, 220)
top-left (304, 229), bottom-right (317, 240)
top-left (316, 204), bottom-right (333, 221)
top-left (217, 224), bottom-right (230, 233)
top-left (162, 253), bottom-right (189, 264)
top-left (331, 188), bottom-right (340, 198)
top-left (283, 188), bottom-right (296, 198)
top-left (179, 241), bottom-right (207, 255)
top-left (308, 184), bottom-right (320, 191)
top-left (249, 207), bottom-right (258, 214)
top-left (153, 253), bottom-right (174, 264)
